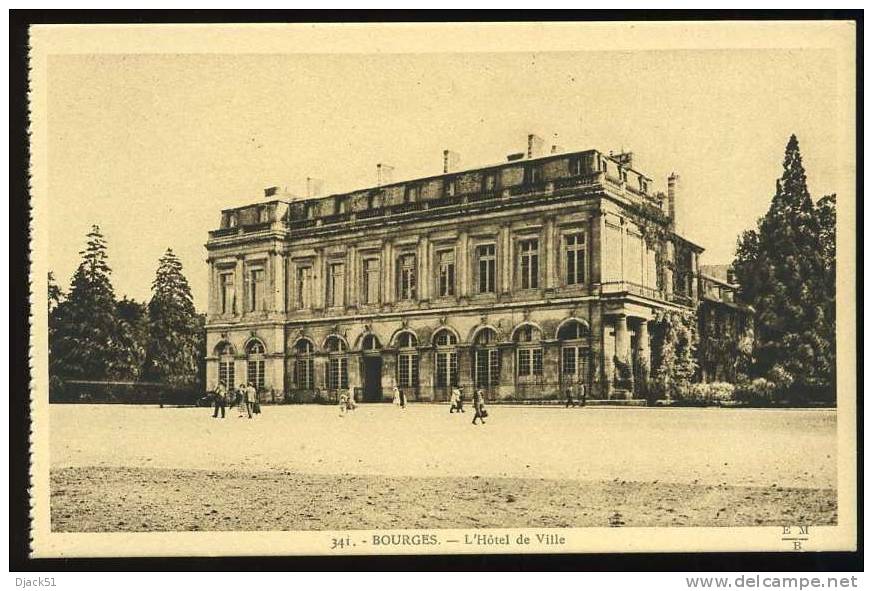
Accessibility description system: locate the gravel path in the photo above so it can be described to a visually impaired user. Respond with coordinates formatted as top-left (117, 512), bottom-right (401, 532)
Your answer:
top-left (51, 405), bottom-right (837, 488)
top-left (51, 466), bottom-right (837, 532)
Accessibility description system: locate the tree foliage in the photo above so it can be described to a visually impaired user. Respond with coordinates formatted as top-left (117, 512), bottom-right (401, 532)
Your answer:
top-left (49, 226), bottom-right (142, 381)
top-left (143, 249), bottom-right (201, 385)
top-left (731, 135), bottom-right (836, 402)
top-left (650, 310), bottom-right (698, 398)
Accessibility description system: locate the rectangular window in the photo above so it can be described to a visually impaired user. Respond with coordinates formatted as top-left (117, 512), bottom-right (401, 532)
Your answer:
top-left (404, 185), bottom-right (420, 203)
top-left (435, 352), bottom-right (458, 387)
top-left (327, 357), bottom-right (348, 390)
top-left (296, 266), bottom-right (312, 309)
top-left (482, 172), bottom-right (498, 192)
top-left (565, 233), bottom-right (586, 285)
top-left (517, 348), bottom-right (544, 378)
top-left (247, 360), bottom-right (265, 390)
top-left (437, 250), bottom-right (455, 297)
top-left (219, 272), bottom-right (234, 314)
top-left (444, 178), bottom-right (457, 197)
top-left (397, 254), bottom-right (417, 301)
top-left (569, 156), bottom-right (582, 176)
top-left (525, 164), bottom-right (544, 185)
top-left (363, 258), bottom-right (381, 304)
top-left (248, 267), bottom-right (265, 312)
top-left (219, 361), bottom-right (235, 387)
top-left (475, 349), bottom-right (500, 387)
top-left (562, 347), bottom-right (588, 380)
top-left (327, 263), bottom-right (345, 308)
top-left (477, 244), bottom-right (496, 294)
top-left (295, 358), bottom-right (314, 389)
top-left (519, 239), bottom-right (539, 289)
top-left (398, 353), bottom-right (419, 388)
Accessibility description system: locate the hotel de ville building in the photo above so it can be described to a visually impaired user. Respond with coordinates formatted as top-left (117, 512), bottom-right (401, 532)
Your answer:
top-left (205, 135), bottom-right (704, 404)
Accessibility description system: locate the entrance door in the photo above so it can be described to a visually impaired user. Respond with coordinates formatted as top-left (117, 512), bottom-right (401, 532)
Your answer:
top-left (362, 356), bottom-right (383, 402)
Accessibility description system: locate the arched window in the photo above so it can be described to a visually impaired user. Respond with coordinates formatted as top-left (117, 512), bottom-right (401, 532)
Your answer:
top-left (362, 333), bottom-right (381, 351)
top-left (432, 329), bottom-right (458, 388)
top-left (473, 328), bottom-right (500, 388)
top-left (246, 340), bottom-right (266, 391)
top-left (324, 336), bottom-right (349, 391)
top-left (396, 331), bottom-right (418, 389)
top-left (514, 325), bottom-right (543, 383)
top-left (294, 339), bottom-right (315, 390)
top-left (558, 320), bottom-right (590, 385)
top-left (217, 342), bottom-right (235, 388)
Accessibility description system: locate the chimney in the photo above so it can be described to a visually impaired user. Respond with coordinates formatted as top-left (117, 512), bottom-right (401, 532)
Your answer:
top-left (376, 163), bottom-right (394, 187)
top-left (527, 133), bottom-right (544, 159)
top-left (550, 144), bottom-right (564, 154)
top-left (443, 150), bottom-right (461, 174)
top-left (614, 151), bottom-right (634, 168)
top-left (667, 172), bottom-right (680, 233)
top-left (507, 152), bottom-right (525, 162)
top-left (306, 177), bottom-right (324, 198)
top-left (264, 186), bottom-right (278, 198)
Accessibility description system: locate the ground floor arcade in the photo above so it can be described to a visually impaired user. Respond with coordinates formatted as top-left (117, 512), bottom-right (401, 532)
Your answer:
top-left (205, 300), bottom-right (681, 403)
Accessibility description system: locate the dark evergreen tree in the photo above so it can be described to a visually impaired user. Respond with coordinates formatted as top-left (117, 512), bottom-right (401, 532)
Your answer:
top-left (117, 297), bottom-right (150, 380)
top-left (731, 135), bottom-right (836, 401)
top-left (144, 249), bottom-right (200, 385)
top-left (47, 271), bottom-right (63, 313)
top-left (49, 225), bottom-right (141, 381)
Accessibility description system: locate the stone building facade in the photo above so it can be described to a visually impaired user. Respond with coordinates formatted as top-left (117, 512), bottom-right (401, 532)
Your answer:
top-left (205, 142), bottom-right (704, 403)
top-left (697, 265), bottom-right (755, 383)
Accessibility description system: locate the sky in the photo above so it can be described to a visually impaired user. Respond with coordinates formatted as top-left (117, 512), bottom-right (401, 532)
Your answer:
top-left (46, 46), bottom-right (846, 311)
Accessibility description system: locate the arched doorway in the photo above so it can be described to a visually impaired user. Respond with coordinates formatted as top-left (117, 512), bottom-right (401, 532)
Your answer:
top-left (432, 328), bottom-right (458, 400)
top-left (324, 335), bottom-right (349, 397)
top-left (472, 327), bottom-right (500, 398)
top-left (394, 331), bottom-right (419, 402)
top-left (557, 319), bottom-right (591, 394)
top-left (245, 340), bottom-right (266, 391)
top-left (361, 333), bottom-right (383, 402)
top-left (293, 338), bottom-right (315, 393)
top-left (513, 324), bottom-right (544, 399)
top-left (216, 342), bottom-right (236, 389)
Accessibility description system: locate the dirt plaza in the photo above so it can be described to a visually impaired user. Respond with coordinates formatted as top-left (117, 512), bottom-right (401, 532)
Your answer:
top-left (50, 404), bottom-right (837, 531)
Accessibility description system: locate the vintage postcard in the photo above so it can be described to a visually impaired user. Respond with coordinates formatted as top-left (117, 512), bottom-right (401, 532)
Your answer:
top-left (26, 20), bottom-right (857, 558)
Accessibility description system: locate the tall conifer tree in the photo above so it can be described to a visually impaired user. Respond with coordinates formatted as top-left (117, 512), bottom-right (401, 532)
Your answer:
top-left (144, 249), bottom-right (200, 385)
top-left (49, 225), bottom-right (140, 380)
top-left (732, 135), bottom-right (836, 400)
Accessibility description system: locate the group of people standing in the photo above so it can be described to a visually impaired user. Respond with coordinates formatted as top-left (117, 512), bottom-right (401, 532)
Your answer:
top-left (211, 381), bottom-right (261, 419)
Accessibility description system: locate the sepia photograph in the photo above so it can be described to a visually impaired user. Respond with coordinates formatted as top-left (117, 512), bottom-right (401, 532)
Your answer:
top-left (23, 18), bottom-right (858, 560)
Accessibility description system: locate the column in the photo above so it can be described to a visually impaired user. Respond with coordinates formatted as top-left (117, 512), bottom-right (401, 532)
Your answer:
top-left (589, 213), bottom-right (604, 287)
top-left (458, 345), bottom-right (474, 393)
top-left (614, 313), bottom-right (633, 397)
top-left (589, 304), bottom-right (605, 399)
top-left (381, 349), bottom-right (397, 393)
top-left (207, 260), bottom-right (216, 316)
top-left (498, 344), bottom-right (515, 400)
top-left (418, 236), bottom-right (430, 303)
top-left (458, 231), bottom-right (469, 298)
top-left (501, 225), bottom-right (511, 294)
top-left (314, 355), bottom-right (328, 399)
top-left (636, 319), bottom-right (651, 385)
top-left (348, 352), bottom-right (362, 398)
top-left (382, 240), bottom-right (393, 304)
top-left (544, 217), bottom-right (555, 289)
top-left (418, 348), bottom-right (434, 401)
top-left (347, 246), bottom-right (358, 308)
top-left (234, 255), bottom-right (244, 315)
top-left (314, 249), bottom-right (325, 310)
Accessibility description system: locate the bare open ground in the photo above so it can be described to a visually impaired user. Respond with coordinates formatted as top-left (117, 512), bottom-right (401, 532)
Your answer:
top-left (50, 404), bottom-right (837, 531)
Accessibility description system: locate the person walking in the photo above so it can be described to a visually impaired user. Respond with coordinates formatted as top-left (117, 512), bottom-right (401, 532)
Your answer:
top-left (392, 384), bottom-right (402, 408)
top-left (472, 388), bottom-right (487, 425)
top-left (456, 386), bottom-right (466, 413)
top-left (347, 386), bottom-right (357, 412)
top-left (565, 384), bottom-right (577, 408)
top-left (244, 382), bottom-right (256, 419)
top-left (212, 381), bottom-right (227, 419)
top-left (449, 387), bottom-right (460, 413)
top-left (338, 389), bottom-right (349, 417)
top-left (399, 387), bottom-right (407, 409)
top-left (576, 380), bottom-right (587, 407)
top-left (236, 383), bottom-right (247, 418)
